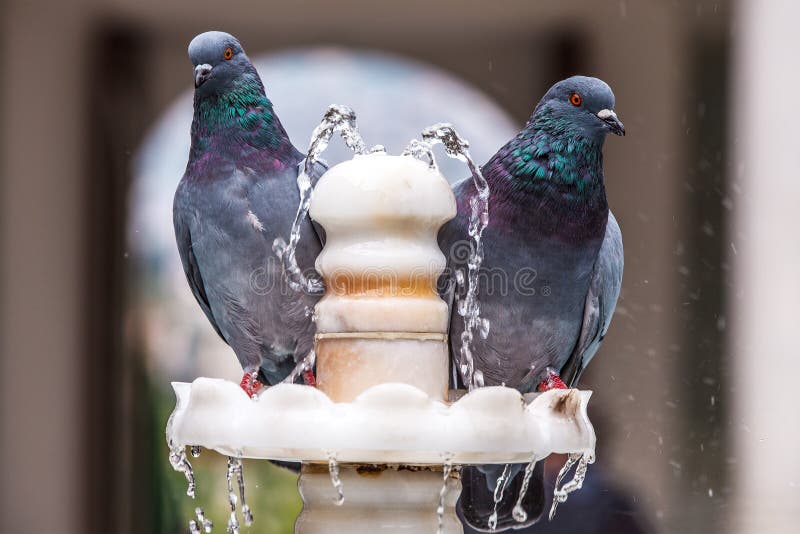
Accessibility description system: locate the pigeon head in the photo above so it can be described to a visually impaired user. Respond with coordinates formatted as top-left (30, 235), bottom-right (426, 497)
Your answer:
top-left (534, 76), bottom-right (625, 140)
top-left (188, 31), bottom-right (260, 96)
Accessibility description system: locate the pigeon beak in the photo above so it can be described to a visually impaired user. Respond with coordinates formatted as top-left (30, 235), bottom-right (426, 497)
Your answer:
top-left (597, 109), bottom-right (625, 136)
top-left (194, 64), bottom-right (213, 88)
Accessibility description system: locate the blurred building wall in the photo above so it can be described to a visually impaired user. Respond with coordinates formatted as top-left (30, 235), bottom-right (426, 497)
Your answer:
top-left (0, 1), bottom-right (737, 532)
top-left (730, 1), bottom-right (800, 532)
top-left (0, 2), bottom-right (89, 532)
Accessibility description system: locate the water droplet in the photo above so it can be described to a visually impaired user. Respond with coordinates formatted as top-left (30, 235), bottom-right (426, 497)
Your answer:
top-left (190, 446), bottom-right (201, 458)
top-left (511, 504), bottom-right (527, 523)
top-left (479, 318), bottom-right (491, 339)
top-left (195, 508), bottom-right (213, 533)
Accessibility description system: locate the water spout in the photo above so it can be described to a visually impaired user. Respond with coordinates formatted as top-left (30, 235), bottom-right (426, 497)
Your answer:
top-left (405, 123), bottom-right (490, 390)
top-left (274, 105), bottom-right (367, 295)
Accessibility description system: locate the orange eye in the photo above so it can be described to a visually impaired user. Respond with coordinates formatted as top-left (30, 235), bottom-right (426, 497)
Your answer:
top-left (569, 93), bottom-right (582, 106)
top-left (223, 47), bottom-right (233, 60)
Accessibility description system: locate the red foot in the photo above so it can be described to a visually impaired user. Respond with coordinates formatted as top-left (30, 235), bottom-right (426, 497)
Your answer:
top-left (537, 369), bottom-right (568, 392)
top-left (302, 369), bottom-right (317, 387)
top-left (240, 371), bottom-right (263, 397)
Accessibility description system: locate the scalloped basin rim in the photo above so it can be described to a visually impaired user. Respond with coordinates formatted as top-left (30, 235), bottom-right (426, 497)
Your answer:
top-left (167, 378), bottom-right (596, 465)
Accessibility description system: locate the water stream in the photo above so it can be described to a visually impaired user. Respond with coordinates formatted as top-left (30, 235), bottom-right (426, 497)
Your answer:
top-left (487, 463), bottom-right (513, 531)
top-left (274, 104), bottom-right (367, 296)
top-left (405, 123), bottom-right (490, 390)
top-left (168, 442), bottom-right (196, 499)
top-left (436, 456), bottom-right (454, 534)
top-left (549, 452), bottom-right (594, 520)
top-left (225, 456), bottom-right (252, 533)
top-left (327, 453), bottom-right (345, 506)
top-left (511, 458), bottom-right (538, 523)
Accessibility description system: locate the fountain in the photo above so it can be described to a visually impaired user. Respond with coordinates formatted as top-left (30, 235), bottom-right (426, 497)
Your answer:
top-left (166, 108), bottom-right (597, 533)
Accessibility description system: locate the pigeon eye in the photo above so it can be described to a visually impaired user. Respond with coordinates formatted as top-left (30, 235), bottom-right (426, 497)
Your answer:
top-left (569, 93), bottom-right (582, 106)
top-left (223, 47), bottom-right (233, 60)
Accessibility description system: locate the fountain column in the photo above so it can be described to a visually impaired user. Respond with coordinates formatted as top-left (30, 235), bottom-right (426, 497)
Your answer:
top-left (310, 153), bottom-right (456, 402)
top-left (298, 153), bottom-right (460, 532)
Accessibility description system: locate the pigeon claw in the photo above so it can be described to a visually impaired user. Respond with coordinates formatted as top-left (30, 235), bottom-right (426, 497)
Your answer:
top-left (537, 369), bottom-right (568, 392)
top-left (302, 369), bottom-right (317, 387)
top-left (240, 371), bottom-right (263, 397)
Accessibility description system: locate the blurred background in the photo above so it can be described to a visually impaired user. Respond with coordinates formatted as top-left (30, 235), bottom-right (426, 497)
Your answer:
top-left (1, 0), bottom-right (798, 533)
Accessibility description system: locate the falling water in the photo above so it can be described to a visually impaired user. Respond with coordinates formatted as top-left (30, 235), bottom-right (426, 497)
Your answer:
top-left (487, 464), bottom-right (513, 531)
top-left (511, 458), bottom-right (538, 523)
top-left (405, 123), bottom-right (490, 390)
top-left (226, 490), bottom-right (239, 534)
top-left (195, 508), bottom-right (213, 533)
top-left (436, 457), bottom-right (454, 534)
top-left (168, 442), bottom-right (196, 499)
top-left (549, 452), bottom-right (594, 520)
top-left (327, 453), bottom-right (345, 506)
top-left (189, 519), bottom-right (201, 534)
top-left (226, 456), bottom-right (253, 533)
top-left (282, 349), bottom-right (316, 384)
top-left (274, 104), bottom-right (366, 295)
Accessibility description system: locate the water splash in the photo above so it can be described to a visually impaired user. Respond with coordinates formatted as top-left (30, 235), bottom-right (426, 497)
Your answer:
top-left (282, 349), bottom-right (316, 384)
top-left (195, 508), bottom-right (213, 533)
top-left (487, 464), bottom-right (513, 531)
top-left (274, 104), bottom-right (366, 295)
top-left (226, 456), bottom-right (253, 533)
top-left (405, 123), bottom-right (490, 390)
top-left (403, 138), bottom-right (437, 168)
top-left (168, 442), bottom-right (196, 499)
top-left (436, 456), bottom-right (454, 534)
top-left (512, 458), bottom-right (538, 523)
top-left (549, 452), bottom-right (594, 520)
top-left (327, 453), bottom-right (345, 506)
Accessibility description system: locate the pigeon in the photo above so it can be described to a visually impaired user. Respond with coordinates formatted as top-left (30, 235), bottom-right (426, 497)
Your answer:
top-left (438, 76), bottom-right (625, 531)
top-left (173, 31), bottom-right (322, 396)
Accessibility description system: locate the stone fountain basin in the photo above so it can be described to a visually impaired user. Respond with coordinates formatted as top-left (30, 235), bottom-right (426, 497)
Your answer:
top-left (168, 378), bottom-right (595, 465)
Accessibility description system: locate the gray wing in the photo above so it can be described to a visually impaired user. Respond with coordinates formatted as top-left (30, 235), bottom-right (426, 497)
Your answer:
top-left (173, 186), bottom-right (225, 341)
top-left (561, 211), bottom-right (624, 387)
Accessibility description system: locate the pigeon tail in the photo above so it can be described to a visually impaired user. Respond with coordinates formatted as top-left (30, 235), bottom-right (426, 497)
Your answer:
top-left (458, 462), bottom-right (545, 531)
